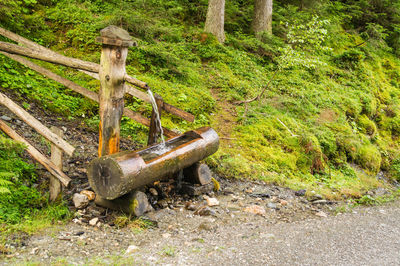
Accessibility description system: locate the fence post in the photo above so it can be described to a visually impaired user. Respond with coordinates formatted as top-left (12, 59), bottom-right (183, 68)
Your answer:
top-left (96, 25), bottom-right (134, 157)
top-left (49, 126), bottom-right (63, 201)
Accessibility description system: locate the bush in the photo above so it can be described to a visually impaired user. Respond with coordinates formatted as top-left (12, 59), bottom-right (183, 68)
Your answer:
top-left (356, 144), bottom-right (381, 173)
top-left (357, 115), bottom-right (377, 136)
top-left (334, 49), bottom-right (365, 70)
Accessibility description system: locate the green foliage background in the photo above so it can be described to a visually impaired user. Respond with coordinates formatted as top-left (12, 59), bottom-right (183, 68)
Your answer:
top-left (1, 0), bottom-right (400, 216)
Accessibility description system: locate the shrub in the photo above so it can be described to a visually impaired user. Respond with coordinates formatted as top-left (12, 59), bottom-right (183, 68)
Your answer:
top-left (357, 115), bottom-right (377, 136)
top-left (356, 145), bottom-right (381, 173)
top-left (334, 49), bottom-right (365, 70)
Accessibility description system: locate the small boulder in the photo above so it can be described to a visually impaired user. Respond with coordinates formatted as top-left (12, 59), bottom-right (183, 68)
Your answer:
top-left (244, 205), bottom-right (266, 216)
top-left (73, 193), bottom-right (89, 209)
top-left (89, 217), bottom-right (99, 226)
top-left (125, 245), bottom-right (139, 255)
top-left (80, 190), bottom-right (95, 201)
top-left (0, 115), bottom-right (11, 121)
top-left (206, 197), bottom-right (219, 207)
top-left (295, 189), bottom-right (306, 196)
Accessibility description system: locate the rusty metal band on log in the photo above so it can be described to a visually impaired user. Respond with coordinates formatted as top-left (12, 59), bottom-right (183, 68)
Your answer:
top-left (87, 127), bottom-right (219, 200)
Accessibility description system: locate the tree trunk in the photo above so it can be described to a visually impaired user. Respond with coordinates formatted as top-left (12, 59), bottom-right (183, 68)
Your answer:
top-left (252, 0), bottom-right (273, 35)
top-left (204, 0), bottom-right (225, 43)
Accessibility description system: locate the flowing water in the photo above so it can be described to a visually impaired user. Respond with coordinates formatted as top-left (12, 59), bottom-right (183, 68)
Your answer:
top-left (147, 89), bottom-right (168, 155)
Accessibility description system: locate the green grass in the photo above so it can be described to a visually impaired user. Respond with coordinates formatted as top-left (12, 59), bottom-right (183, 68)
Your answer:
top-left (0, 0), bottom-right (399, 201)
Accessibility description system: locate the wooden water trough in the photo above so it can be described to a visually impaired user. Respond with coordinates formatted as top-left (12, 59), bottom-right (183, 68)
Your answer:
top-left (87, 127), bottom-right (219, 200)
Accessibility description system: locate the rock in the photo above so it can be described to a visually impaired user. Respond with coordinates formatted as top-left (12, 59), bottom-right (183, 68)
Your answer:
top-left (374, 187), bottom-right (388, 197)
top-left (185, 202), bottom-right (198, 211)
top-left (149, 188), bottom-right (158, 196)
top-left (162, 233), bottom-right (171, 238)
top-left (125, 245), bottom-right (139, 254)
top-left (244, 205), bottom-right (266, 216)
top-left (267, 202), bottom-right (278, 209)
top-left (74, 231), bottom-right (85, 236)
top-left (30, 247), bottom-right (39, 255)
top-left (312, 200), bottom-right (329, 205)
top-left (206, 197), bottom-right (219, 207)
top-left (280, 199), bottom-right (288, 206)
top-left (0, 115), bottom-right (11, 121)
top-left (315, 211), bottom-right (328, 218)
top-left (73, 193), bottom-right (89, 209)
top-left (89, 217), bottom-right (99, 226)
top-left (180, 182), bottom-right (214, 196)
top-left (310, 194), bottom-right (323, 201)
top-left (249, 192), bottom-right (271, 198)
top-left (198, 222), bottom-right (214, 231)
top-left (194, 206), bottom-right (215, 216)
top-left (295, 189), bottom-right (306, 196)
top-left (80, 190), bottom-right (96, 201)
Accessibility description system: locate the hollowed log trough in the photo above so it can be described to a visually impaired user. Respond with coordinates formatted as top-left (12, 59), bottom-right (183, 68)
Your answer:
top-left (87, 127), bottom-right (219, 200)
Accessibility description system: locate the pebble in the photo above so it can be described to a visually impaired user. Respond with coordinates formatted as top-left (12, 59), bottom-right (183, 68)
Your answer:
top-left (89, 217), bottom-right (99, 226)
top-left (244, 205), bottom-right (266, 216)
top-left (125, 245), bottom-right (139, 254)
top-left (149, 188), bottom-right (158, 196)
top-left (295, 189), bottom-right (306, 196)
top-left (315, 211), bottom-right (328, 218)
top-left (280, 200), bottom-right (288, 206)
top-left (312, 200), bottom-right (329, 205)
top-left (194, 206), bottom-right (215, 216)
top-left (80, 190), bottom-right (96, 201)
top-left (267, 202), bottom-right (278, 209)
top-left (206, 197), bottom-right (219, 207)
top-left (0, 115), bottom-right (11, 121)
top-left (311, 194), bottom-right (323, 201)
top-left (73, 193), bottom-right (89, 209)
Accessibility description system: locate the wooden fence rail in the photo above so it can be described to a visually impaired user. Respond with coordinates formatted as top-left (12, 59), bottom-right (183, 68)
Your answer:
top-left (0, 27), bottom-right (195, 122)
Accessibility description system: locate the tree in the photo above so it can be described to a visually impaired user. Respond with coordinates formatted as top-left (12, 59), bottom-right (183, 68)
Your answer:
top-left (252, 0), bottom-right (273, 35)
top-left (204, 0), bottom-right (225, 43)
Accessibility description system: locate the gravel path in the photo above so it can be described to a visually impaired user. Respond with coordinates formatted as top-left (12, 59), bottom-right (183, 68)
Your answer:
top-left (3, 200), bottom-right (400, 265)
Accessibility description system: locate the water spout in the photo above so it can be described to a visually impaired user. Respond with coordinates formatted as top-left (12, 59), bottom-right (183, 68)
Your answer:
top-left (147, 89), bottom-right (167, 154)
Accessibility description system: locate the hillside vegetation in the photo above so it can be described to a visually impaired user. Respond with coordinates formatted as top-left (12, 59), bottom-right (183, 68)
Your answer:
top-left (0, 0), bottom-right (400, 223)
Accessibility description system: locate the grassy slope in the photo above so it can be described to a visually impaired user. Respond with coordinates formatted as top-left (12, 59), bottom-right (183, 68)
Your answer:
top-left (0, 0), bottom-right (400, 199)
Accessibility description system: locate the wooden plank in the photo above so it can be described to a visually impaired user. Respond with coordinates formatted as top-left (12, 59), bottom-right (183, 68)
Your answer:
top-left (49, 126), bottom-right (63, 201)
top-left (0, 120), bottom-right (71, 187)
top-left (0, 92), bottom-right (75, 156)
top-left (0, 41), bottom-right (99, 72)
top-left (124, 73), bottom-right (149, 90)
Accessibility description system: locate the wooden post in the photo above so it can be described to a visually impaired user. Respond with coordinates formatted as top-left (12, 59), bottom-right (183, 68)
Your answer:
top-left (147, 93), bottom-right (163, 146)
top-left (49, 126), bottom-right (63, 201)
top-left (97, 26), bottom-right (134, 157)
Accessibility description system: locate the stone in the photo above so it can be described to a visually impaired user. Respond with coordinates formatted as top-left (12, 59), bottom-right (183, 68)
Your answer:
top-left (267, 202), bottom-right (278, 209)
top-left (249, 192), bottom-right (271, 198)
top-left (280, 199), bottom-right (288, 206)
top-left (185, 202), bottom-right (197, 211)
top-left (0, 115), bottom-right (11, 121)
top-left (312, 200), bottom-right (329, 205)
top-left (194, 206), bottom-right (215, 216)
top-left (149, 188), bottom-right (158, 196)
top-left (73, 193), bottom-right (89, 209)
top-left (89, 217), bottom-right (99, 226)
top-left (125, 245), bottom-right (139, 255)
top-left (310, 194), bottom-right (323, 201)
top-left (80, 190), bottom-right (96, 201)
top-left (295, 189), bottom-right (306, 196)
top-left (244, 205), bottom-right (266, 216)
top-left (206, 197), bottom-right (219, 207)
top-left (315, 211), bottom-right (328, 218)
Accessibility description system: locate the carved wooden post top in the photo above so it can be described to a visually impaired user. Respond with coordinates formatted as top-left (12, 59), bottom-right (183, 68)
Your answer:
top-left (96, 25), bottom-right (137, 47)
